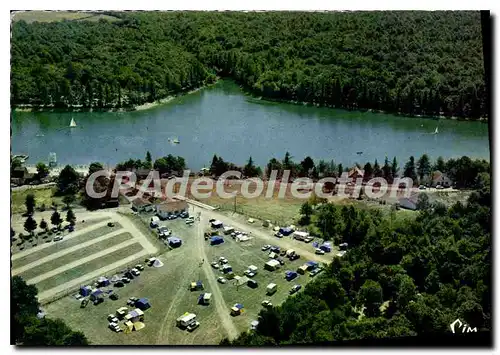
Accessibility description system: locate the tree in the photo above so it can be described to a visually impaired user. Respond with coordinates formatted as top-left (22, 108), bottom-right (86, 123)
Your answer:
top-left (66, 209), bottom-right (76, 226)
top-left (391, 156), bottom-right (398, 178)
top-left (416, 193), bottom-right (430, 210)
top-left (403, 156), bottom-right (417, 182)
top-left (11, 276), bottom-right (40, 344)
top-left (51, 210), bottom-right (63, 229)
top-left (382, 157), bottom-right (392, 181)
top-left (244, 156), bottom-right (260, 177)
top-left (373, 160), bottom-right (382, 178)
top-left (88, 162), bottom-right (104, 175)
top-left (434, 156), bottom-right (446, 172)
top-left (40, 219), bottom-right (48, 232)
top-left (144, 151), bottom-right (153, 169)
top-left (359, 280), bottom-right (383, 317)
top-left (24, 216), bottom-right (37, 236)
top-left (36, 162), bottom-right (49, 180)
top-left (299, 202), bottom-right (313, 225)
top-left (417, 154), bottom-right (431, 180)
top-left (57, 165), bottom-right (80, 195)
top-left (300, 156), bottom-right (315, 177)
top-left (25, 193), bottom-right (36, 216)
top-left (363, 162), bottom-right (373, 180)
top-left (62, 194), bottom-right (75, 209)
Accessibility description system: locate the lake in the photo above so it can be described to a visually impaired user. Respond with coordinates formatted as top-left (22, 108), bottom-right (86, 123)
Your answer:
top-left (11, 80), bottom-right (490, 171)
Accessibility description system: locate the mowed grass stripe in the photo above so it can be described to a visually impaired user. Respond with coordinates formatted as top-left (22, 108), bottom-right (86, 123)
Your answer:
top-left (12, 223), bottom-right (122, 269)
top-left (18, 233), bottom-right (133, 281)
top-left (34, 242), bottom-right (144, 293)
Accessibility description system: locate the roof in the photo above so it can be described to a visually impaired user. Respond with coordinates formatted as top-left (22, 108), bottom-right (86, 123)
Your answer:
top-left (235, 303), bottom-right (244, 309)
top-left (210, 236), bottom-right (223, 241)
top-left (211, 220), bottom-right (223, 225)
top-left (348, 166), bottom-right (365, 177)
top-left (137, 298), bottom-right (149, 305)
top-left (266, 259), bottom-right (280, 266)
top-left (293, 231), bottom-right (309, 237)
top-left (132, 198), bottom-right (152, 207)
top-left (167, 237), bottom-right (182, 243)
top-left (267, 283), bottom-right (277, 288)
top-left (156, 200), bottom-right (188, 213)
top-left (91, 289), bottom-right (104, 296)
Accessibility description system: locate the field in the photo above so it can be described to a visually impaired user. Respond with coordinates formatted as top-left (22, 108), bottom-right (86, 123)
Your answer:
top-left (11, 186), bottom-right (63, 214)
top-left (12, 11), bottom-right (120, 23)
top-left (11, 210), bottom-right (158, 304)
top-left (42, 205), bottom-right (335, 345)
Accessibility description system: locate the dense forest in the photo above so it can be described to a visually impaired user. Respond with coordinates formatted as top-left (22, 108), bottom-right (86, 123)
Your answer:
top-left (11, 11), bottom-right (487, 119)
top-left (221, 169), bottom-right (491, 345)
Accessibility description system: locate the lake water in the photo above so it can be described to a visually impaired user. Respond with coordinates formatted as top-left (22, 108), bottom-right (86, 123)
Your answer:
top-left (11, 80), bottom-right (490, 171)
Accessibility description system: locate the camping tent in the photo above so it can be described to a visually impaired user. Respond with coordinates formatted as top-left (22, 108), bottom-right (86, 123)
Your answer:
top-left (90, 289), bottom-right (104, 301)
top-left (235, 276), bottom-right (249, 286)
top-left (152, 259), bottom-right (164, 268)
top-left (279, 227), bottom-right (293, 236)
top-left (110, 275), bottom-right (121, 283)
top-left (125, 308), bottom-right (145, 322)
top-left (98, 276), bottom-right (110, 287)
top-left (167, 236), bottom-right (182, 248)
top-left (265, 259), bottom-right (280, 271)
top-left (248, 265), bottom-right (258, 273)
top-left (135, 298), bottom-right (151, 310)
top-left (124, 320), bottom-right (145, 332)
top-left (210, 236), bottom-right (224, 245)
top-left (80, 285), bottom-right (92, 297)
top-left (236, 234), bottom-right (250, 242)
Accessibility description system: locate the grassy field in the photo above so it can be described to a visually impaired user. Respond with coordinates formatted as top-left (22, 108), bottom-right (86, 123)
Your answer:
top-left (43, 214), bottom-right (325, 345)
top-left (12, 223), bottom-right (121, 268)
top-left (17, 233), bottom-right (133, 281)
top-left (12, 11), bottom-right (120, 23)
top-left (35, 242), bottom-right (143, 293)
top-left (11, 186), bottom-right (64, 214)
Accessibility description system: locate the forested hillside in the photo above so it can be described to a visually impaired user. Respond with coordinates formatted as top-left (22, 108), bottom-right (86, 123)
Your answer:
top-left (221, 177), bottom-right (491, 345)
top-left (11, 11), bottom-right (486, 118)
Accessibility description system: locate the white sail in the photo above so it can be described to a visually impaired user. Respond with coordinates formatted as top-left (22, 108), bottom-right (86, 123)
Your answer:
top-left (434, 127), bottom-right (438, 134)
top-left (70, 117), bottom-right (77, 127)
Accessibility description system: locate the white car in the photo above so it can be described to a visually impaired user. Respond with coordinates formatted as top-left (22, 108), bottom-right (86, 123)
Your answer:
top-left (244, 270), bottom-right (256, 278)
top-left (53, 236), bottom-right (63, 242)
top-left (315, 248), bottom-right (325, 255)
top-left (211, 262), bottom-right (220, 269)
top-left (131, 268), bottom-right (141, 276)
top-left (261, 245), bottom-right (271, 251)
top-left (217, 277), bottom-right (227, 284)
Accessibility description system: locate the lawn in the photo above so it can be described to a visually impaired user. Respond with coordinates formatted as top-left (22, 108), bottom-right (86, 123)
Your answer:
top-left (12, 11), bottom-right (120, 23)
top-left (41, 213), bottom-right (323, 345)
top-left (11, 186), bottom-right (63, 214)
top-left (35, 242), bottom-right (143, 293)
top-left (18, 233), bottom-right (133, 281)
top-left (12, 223), bottom-right (122, 269)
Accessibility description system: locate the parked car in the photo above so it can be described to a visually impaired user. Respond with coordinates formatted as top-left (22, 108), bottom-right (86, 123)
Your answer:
top-left (211, 262), bottom-right (220, 269)
top-left (135, 264), bottom-right (144, 271)
top-left (315, 248), bottom-right (325, 255)
top-left (53, 236), bottom-right (63, 242)
top-left (109, 293), bottom-right (119, 300)
top-left (244, 270), bottom-right (256, 278)
top-left (419, 185), bottom-right (427, 190)
top-left (187, 321), bottom-right (200, 332)
top-left (274, 232), bottom-right (283, 238)
top-left (436, 185), bottom-right (444, 190)
top-left (121, 277), bottom-right (131, 284)
top-left (217, 277), bottom-right (227, 284)
top-left (289, 284), bottom-right (302, 294)
top-left (131, 268), bottom-right (141, 276)
top-left (304, 236), bottom-right (314, 243)
top-left (261, 244), bottom-right (271, 251)
top-left (93, 298), bottom-right (104, 305)
top-left (107, 222), bottom-right (115, 227)
top-left (107, 314), bottom-right (119, 323)
top-left (277, 258), bottom-right (285, 265)
top-left (261, 300), bottom-right (273, 308)
top-left (309, 268), bottom-right (324, 277)
top-left (289, 254), bottom-right (300, 261)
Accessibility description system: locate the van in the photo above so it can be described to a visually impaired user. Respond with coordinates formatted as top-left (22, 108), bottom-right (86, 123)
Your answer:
top-left (266, 283), bottom-right (277, 295)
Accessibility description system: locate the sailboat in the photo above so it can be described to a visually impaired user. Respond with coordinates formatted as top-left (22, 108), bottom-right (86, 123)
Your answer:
top-left (69, 117), bottom-right (77, 128)
top-left (433, 126), bottom-right (439, 134)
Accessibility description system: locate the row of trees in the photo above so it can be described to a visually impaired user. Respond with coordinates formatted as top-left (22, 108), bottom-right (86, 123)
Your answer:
top-left (12, 276), bottom-right (88, 345)
top-left (222, 173), bottom-right (491, 344)
top-left (11, 11), bottom-right (487, 118)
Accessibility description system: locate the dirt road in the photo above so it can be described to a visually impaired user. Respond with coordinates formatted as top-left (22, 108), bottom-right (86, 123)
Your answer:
top-left (194, 209), bottom-right (238, 340)
top-left (192, 206), bottom-right (331, 264)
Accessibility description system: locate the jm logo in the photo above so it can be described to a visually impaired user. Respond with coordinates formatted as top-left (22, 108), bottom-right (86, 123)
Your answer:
top-left (450, 318), bottom-right (477, 334)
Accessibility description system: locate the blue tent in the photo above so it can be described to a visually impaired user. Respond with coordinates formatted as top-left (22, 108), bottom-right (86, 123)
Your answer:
top-left (235, 303), bottom-right (244, 310)
top-left (285, 270), bottom-right (298, 281)
top-left (279, 227), bottom-right (293, 236)
top-left (80, 285), bottom-right (92, 297)
top-left (90, 289), bottom-right (104, 301)
top-left (167, 236), bottom-right (182, 248)
top-left (312, 241), bottom-right (319, 248)
top-left (135, 298), bottom-right (151, 310)
top-left (210, 236), bottom-right (224, 245)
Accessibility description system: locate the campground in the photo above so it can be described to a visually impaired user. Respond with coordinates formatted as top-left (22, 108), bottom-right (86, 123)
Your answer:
top-left (42, 204), bottom-right (335, 345)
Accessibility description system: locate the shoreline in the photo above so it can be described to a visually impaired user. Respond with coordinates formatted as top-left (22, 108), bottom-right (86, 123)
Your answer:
top-left (12, 79), bottom-right (220, 113)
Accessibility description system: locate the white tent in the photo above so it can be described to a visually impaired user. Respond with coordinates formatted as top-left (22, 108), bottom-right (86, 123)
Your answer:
top-left (110, 274), bottom-right (121, 283)
top-left (235, 276), bottom-right (249, 286)
top-left (153, 259), bottom-right (164, 268)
